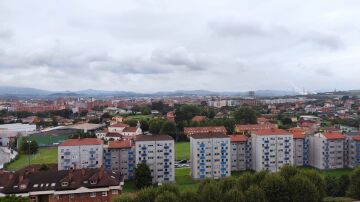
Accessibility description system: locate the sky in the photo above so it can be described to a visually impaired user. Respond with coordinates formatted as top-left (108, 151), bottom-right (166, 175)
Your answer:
top-left (0, 0), bottom-right (360, 93)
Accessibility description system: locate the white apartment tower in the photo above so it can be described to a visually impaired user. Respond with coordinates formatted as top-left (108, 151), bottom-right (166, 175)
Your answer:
top-left (58, 138), bottom-right (103, 170)
top-left (309, 132), bottom-right (345, 169)
top-left (135, 134), bottom-right (175, 183)
top-left (190, 133), bottom-right (231, 179)
top-left (251, 129), bottom-right (294, 172)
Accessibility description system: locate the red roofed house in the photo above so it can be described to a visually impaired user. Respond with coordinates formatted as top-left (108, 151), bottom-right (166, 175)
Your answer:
top-left (104, 140), bottom-right (135, 180)
top-left (309, 132), bottom-right (345, 169)
top-left (230, 135), bottom-right (252, 171)
top-left (251, 129), bottom-right (293, 172)
top-left (235, 123), bottom-right (277, 135)
top-left (191, 116), bottom-right (206, 123)
top-left (184, 126), bottom-right (227, 137)
top-left (58, 138), bottom-right (104, 171)
top-left (166, 112), bottom-right (175, 122)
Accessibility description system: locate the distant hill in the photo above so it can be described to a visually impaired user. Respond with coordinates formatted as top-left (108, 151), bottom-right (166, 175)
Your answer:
top-left (0, 86), bottom-right (298, 98)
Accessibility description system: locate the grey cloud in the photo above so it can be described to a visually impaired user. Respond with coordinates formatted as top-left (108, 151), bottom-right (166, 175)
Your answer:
top-left (209, 21), bottom-right (268, 37)
top-left (315, 67), bottom-right (333, 77)
top-left (0, 29), bottom-right (12, 41)
top-left (301, 31), bottom-right (344, 50)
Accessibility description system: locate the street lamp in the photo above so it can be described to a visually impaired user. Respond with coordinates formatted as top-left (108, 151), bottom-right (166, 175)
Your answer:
top-left (26, 140), bottom-right (32, 166)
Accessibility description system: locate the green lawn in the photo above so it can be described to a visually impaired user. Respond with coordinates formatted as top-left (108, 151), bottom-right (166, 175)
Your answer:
top-left (6, 147), bottom-right (58, 171)
top-left (299, 167), bottom-right (353, 178)
top-left (175, 168), bottom-right (200, 192)
top-left (175, 142), bottom-right (190, 161)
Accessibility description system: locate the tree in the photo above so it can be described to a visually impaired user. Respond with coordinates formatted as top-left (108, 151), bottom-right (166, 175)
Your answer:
top-left (137, 187), bottom-right (158, 202)
top-left (20, 139), bottom-right (38, 154)
top-left (134, 163), bottom-right (152, 189)
top-left (233, 107), bottom-right (257, 124)
top-left (0, 195), bottom-right (28, 202)
top-left (149, 119), bottom-right (164, 134)
top-left (260, 174), bottom-right (290, 202)
top-left (347, 167), bottom-right (360, 199)
top-left (244, 185), bottom-right (266, 202)
top-left (156, 184), bottom-right (180, 196)
top-left (180, 191), bottom-right (201, 202)
top-left (140, 120), bottom-right (150, 132)
top-left (324, 175), bottom-right (339, 197)
top-left (289, 174), bottom-right (320, 202)
top-left (175, 105), bottom-right (200, 122)
top-left (300, 169), bottom-right (325, 200)
top-left (160, 121), bottom-right (177, 139)
top-left (279, 165), bottom-right (299, 181)
top-left (113, 194), bottom-right (136, 202)
top-left (237, 172), bottom-right (255, 191)
top-left (198, 181), bottom-right (222, 202)
top-left (337, 174), bottom-right (350, 196)
top-left (223, 189), bottom-right (245, 202)
top-left (223, 119), bottom-right (235, 134)
top-left (155, 191), bottom-right (179, 202)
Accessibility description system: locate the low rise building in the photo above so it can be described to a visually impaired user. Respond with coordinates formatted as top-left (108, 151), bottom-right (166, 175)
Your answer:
top-left (184, 126), bottom-right (227, 137)
top-left (190, 133), bottom-right (231, 179)
top-left (135, 135), bottom-right (175, 183)
top-left (0, 167), bottom-right (123, 202)
top-left (235, 123), bottom-right (277, 135)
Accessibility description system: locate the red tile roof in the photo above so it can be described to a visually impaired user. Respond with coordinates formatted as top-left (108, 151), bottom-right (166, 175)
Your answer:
top-left (352, 135), bottom-right (360, 141)
top-left (122, 127), bottom-right (137, 132)
top-left (60, 138), bottom-right (103, 146)
top-left (253, 129), bottom-right (291, 136)
top-left (108, 140), bottom-right (132, 149)
top-left (323, 132), bottom-right (345, 140)
top-left (229, 135), bottom-right (248, 142)
top-left (110, 123), bottom-right (129, 127)
top-left (292, 132), bottom-right (306, 139)
top-left (191, 116), bottom-right (206, 122)
top-left (235, 124), bottom-right (277, 131)
top-left (184, 126), bottom-right (227, 136)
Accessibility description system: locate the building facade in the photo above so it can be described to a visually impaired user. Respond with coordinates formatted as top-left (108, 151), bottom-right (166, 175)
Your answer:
top-left (309, 132), bottom-right (345, 169)
top-left (190, 133), bottom-right (231, 179)
top-left (230, 135), bottom-right (252, 171)
top-left (58, 138), bottom-right (103, 170)
top-left (135, 135), bottom-right (175, 183)
top-left (292, 132), bottom-right (310, 166)
top-left (103, 140), bottom-right (135, 180)
top-left (346, 134), bottom-right (360, 168)
top-left (251, 129), bottom-right (294, 172)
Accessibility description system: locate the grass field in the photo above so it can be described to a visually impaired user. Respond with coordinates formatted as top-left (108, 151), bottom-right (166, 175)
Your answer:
top-left (175, 142), bottom-right (190, 161)
top-left (175, 168), bottom-right (200, 192)
top-left (6, 147), bottom-right (58, 171)
top-left (19, 134), bottom-right (70, 147)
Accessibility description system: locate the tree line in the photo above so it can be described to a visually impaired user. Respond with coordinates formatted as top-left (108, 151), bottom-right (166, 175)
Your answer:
top-left (115, 165), bottom-right (360, 202)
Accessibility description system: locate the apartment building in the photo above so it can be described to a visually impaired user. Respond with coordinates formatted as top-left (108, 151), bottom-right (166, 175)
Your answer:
top-left (103, 140), bottom-right (135, 180)
top-left (190, 133), bottom-right (231, 179)
top-left (229, 135), bottom-right (252, 171)
top-left (184, 126), bottom-right (227, 137)
top-left (292, 132), bottom-right (310, 166)
top-left (251, 129), bottom-right (294, 172)
top-left (135, 135), bottom-right (175, 183)
top-left (345, 132), bottom-right (360, 168)
top-left (309, 132), bottom-right (345, 169)
top-left (58, 138), bottom-right (103, 170)
top-left (235, 123), bottom-right (277, 135)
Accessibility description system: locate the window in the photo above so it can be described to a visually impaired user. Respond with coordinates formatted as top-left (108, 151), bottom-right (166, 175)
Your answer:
top-left (69, 194), bottom-right (74, 199)
top-left (102, 191), bottom-right (108, 196)
top-left (112, 190), bottom-right (119, 195)
top-left (57, 195), bottom-right (63, 199)
top-left (61, 182), bottom-right (68, 187)
top-left (90, 192), bottom-right (96, 197)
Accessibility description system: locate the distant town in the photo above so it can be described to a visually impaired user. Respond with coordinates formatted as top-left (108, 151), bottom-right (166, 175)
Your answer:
top-left (0, 89), bottom-right (360, 201)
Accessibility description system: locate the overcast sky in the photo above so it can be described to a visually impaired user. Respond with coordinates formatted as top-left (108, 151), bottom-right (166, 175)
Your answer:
top-left (0, 0), bottom-right (360, 93)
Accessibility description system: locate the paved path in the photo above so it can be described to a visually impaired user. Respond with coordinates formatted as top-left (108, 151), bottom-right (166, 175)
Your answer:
top-left (0, 147), bottom-right (17, 169)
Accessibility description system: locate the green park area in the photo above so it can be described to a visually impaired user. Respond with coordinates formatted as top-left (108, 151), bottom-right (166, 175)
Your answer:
top-left (6, 147), bottom-right (58, 171)
top-left (174, 142), bottom-right (190, 161)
